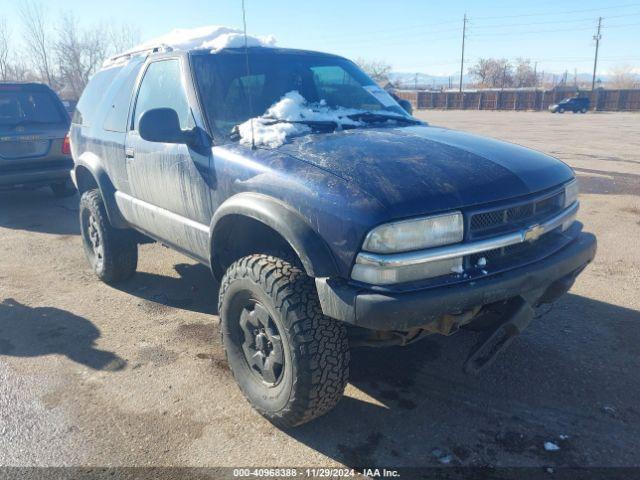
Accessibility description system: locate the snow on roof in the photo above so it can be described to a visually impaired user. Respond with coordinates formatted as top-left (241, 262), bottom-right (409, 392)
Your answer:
top-left (104, 25), bottom-right (276, 68)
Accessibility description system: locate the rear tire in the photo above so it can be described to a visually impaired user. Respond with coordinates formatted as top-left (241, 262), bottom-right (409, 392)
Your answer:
top-left (79, 189), bottom-right (138, 284)
top-left (218, 254), bottom-right (350, 427)
top-left (581, 108), bottom-right (588, 113)
top-left (51, 178), bottom-right (76, 198)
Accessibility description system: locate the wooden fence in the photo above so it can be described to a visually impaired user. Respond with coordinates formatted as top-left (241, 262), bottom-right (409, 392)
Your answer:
top-left (395, 89), bottom-right (640, 112)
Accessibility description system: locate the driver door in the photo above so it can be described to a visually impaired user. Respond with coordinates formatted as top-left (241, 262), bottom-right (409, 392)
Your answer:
top-left (120, 57), bottom-right (213, 262)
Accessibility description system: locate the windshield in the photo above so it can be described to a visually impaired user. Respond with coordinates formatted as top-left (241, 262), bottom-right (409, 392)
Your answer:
top-left (0, 89), bottom-right (66, 129)
top-left (192, 50), bottom-right (409, 141)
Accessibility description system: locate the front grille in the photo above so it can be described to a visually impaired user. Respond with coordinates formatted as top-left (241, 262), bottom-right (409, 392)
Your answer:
top-left (469, 190), bottom-right (564, 239)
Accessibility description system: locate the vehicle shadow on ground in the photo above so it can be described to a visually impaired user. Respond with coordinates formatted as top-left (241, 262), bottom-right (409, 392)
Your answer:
top-left (0, 189), bottom-right (79, 235)
top-left (286, 293), bottom-right (640, 468)
top-left (116, 263), bottom-right (219, 316)
top-left (0, 298), bottom-right (125, 371)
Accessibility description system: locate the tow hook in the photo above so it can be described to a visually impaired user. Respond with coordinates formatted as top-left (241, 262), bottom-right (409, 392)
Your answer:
top-left (463, 297), bottom-right (534, 374)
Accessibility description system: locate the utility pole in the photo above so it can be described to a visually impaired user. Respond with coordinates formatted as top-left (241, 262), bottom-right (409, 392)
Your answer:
top-left (591, 17), bottom-right (602, 91)
top-left (499, 63), bottom-right (508, 109)
top-left (459, 13), bottom-right (467, 92)
top-left (533, 61), bottom-right (538, 88)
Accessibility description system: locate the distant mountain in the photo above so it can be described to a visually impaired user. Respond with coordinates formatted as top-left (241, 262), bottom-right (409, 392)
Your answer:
top-left (387, 72), bottom-right (466, 89)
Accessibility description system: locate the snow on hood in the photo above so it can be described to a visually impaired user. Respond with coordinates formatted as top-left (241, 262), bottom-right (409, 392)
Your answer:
top-left (238, 91), bottom-right (368, 148)
top-left (104, 25), bottom-right (276, 67)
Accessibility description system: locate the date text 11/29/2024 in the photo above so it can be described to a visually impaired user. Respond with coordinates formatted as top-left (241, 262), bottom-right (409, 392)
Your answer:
top-left (232, 468), bottom-right (400, 477)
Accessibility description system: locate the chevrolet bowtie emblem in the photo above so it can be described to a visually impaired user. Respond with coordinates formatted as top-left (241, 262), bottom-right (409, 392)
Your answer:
top-left (524, 224), bottom-right (544, 242)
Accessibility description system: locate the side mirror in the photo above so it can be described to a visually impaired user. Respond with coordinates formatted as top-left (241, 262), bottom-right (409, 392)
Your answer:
top-left (138, 108), bottom-right (193, 144)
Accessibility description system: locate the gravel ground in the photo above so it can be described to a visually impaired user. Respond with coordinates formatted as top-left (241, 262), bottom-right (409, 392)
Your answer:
top-left (0, 111), bottom-right (639, 472)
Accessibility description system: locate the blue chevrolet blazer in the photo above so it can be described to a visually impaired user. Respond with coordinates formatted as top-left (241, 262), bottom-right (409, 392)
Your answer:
top-left (69, 46), bottom-right (596, 426)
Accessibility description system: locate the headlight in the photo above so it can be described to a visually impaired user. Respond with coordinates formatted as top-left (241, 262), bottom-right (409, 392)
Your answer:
top-left (564, 179), bottom-right (579, 208)
top-left (362, 212), bottom-right (464, 254)
top-left (563, 179), bottom-right (579, 230)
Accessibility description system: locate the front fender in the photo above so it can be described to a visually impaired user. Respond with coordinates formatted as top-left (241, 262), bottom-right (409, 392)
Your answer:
top-left (75, 152), bottom-right (128, 228)
top-left (210, 192), bottom-right (339, 279)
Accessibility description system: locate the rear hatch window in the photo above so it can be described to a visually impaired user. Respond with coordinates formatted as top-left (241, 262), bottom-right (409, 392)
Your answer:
top-left (0, 89), bottom-right (66, 131)
top-left (0, 88), bottom-right (67, 159)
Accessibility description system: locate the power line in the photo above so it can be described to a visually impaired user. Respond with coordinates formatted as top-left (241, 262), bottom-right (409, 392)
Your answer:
top-left (470, 11), bottom-right (640, 30)
top-left (471, 21), bottom-right (640, 38)
top-left (473, 2), bottom-right (640, 20)
top-left (313, 13), bottom-right (640, 47)
top-left (317, 25), bottom-right (462, 45)
top-left (321, 2), bottom-right (640, 43)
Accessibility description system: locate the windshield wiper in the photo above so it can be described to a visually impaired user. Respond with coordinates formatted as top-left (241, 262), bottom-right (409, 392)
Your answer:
top-left (347, 112), bottom-right (421, 125)
top-left (230, 118), bottom-right (340, 141)
top-left (262, 118), bottom-right (340, 130)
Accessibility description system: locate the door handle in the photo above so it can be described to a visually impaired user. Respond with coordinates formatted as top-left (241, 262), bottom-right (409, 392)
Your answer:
top-left (125, 148), bottom-right (135, 159)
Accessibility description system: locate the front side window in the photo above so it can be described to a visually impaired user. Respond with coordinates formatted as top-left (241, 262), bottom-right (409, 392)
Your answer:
top-left (132, 59), bottom-right (193, 131)
top-left (192, 51), bottom-right (407, 139)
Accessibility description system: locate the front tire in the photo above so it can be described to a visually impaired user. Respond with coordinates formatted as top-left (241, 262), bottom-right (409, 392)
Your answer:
top-left (79, 189), bottom-right (138, 284)
top-left (218, 254), bottom-right (350, 427)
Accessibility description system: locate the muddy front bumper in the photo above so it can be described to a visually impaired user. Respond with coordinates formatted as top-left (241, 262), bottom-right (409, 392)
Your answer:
top-left (316, 231), bottom-right (596, 331)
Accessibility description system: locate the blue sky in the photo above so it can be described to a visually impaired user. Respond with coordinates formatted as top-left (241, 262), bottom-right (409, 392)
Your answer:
top-left (4, 0), bottom-right (640, 75)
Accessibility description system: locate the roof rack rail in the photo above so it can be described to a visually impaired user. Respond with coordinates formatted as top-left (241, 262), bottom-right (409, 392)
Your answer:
top-left (103, 44), bottom-right (174, 68)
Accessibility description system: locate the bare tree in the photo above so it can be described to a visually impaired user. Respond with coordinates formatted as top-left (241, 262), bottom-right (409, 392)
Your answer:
top-left (55, 13), bottom-right (109, 99)
top-left (19, 0), bottom-right (55, 86)
top-left (469, 58), bottom-right (512, 88)
top-left (608, 65), bottom-right (640, 89)
top-left (513, 58), bottom-right (537, 88)
top-left (108, 23), bottom-right (140, 56)
top-left (468, 58), bottom-right (490, 86)
top-left (356, 58), bottom-right (392, 84)
top-left (0, 17), bottom-right (9, 80)
top-left (8, 56), bottom-right (32, 82)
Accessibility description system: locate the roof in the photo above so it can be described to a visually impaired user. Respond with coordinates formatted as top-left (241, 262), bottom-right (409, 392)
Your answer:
top-left (104, 45), bottom-right (344, 70)
top-left (188, 46), bottom-right (343, 58)
top-left (0, 82), bottom-right (55, 91)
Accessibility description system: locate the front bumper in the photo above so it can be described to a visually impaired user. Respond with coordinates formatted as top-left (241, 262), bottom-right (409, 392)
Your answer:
top-left (316, 231), bottom-right (596, 330)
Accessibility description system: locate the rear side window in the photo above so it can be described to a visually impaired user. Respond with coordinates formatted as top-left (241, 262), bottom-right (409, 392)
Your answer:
top-left (73, 67), bottom-right (120, 126)
top-left (102, 62), bottom-right (143, 133)
top-left (0, 90), bottom-right (65, 128)
top-left (132, 59), bottom-right (192, 131)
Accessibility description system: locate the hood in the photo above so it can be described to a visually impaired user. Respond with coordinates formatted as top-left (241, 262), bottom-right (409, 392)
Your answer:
top-left (277, 125), bottom-right (574, 218)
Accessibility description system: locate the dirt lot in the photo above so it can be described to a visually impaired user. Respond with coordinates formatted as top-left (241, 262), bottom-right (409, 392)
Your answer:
top-left (1, 111), bottom-right (639, 471)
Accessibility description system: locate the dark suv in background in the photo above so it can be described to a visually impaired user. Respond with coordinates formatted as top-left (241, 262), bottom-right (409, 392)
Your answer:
top-left (70, 46), bottom-right (596, 427)
top-left (549, 96), bottom-right (590, 113)
top-left (0, 83), bottom-right (75, 197)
